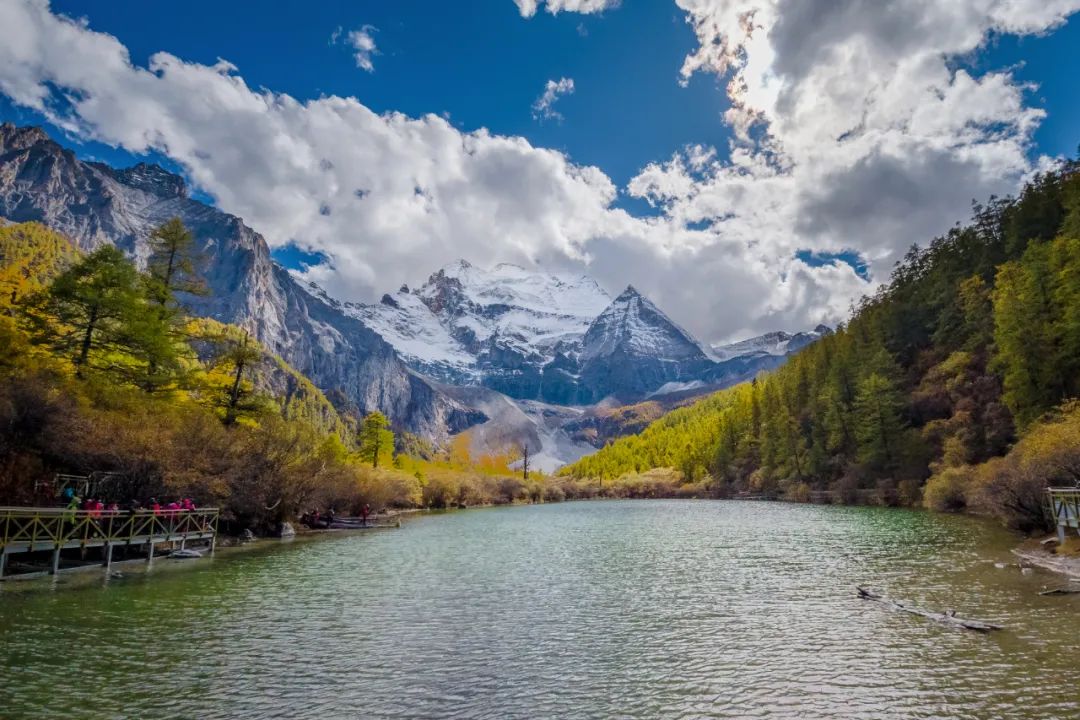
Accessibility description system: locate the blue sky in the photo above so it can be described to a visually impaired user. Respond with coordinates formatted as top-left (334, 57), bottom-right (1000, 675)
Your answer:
top-left (10, 1), bottom-right (1075, 184)
top-left (6, 0), bottom-right (731, 200)
top-left (2, 1), bottom-right (1079, 341)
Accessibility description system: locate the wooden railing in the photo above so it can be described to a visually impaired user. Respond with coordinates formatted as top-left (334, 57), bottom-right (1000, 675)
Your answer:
top-left (0, 507), bottom-right (218, 577)
top-left (1047, 487), bottom-right (1080, 542)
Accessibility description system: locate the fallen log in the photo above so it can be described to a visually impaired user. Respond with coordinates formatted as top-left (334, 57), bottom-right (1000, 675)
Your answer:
top-left (1038, 586), bottom-right (1080, 596)
top-left (856, 586), bottom-right (1003, 632)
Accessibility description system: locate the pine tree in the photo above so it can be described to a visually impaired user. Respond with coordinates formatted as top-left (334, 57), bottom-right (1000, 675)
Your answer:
top-left (37, 246), bottom-right (143, 379)
top-left (146, 217), bottom-right (205, 308)
top-left (957, 275), bottom-right (994, 352)
top-left (218, 331), bottom-right (264, 425)
top-left (140, 218), bottom-right (204, 392)
top-left (853, 373), bottom-right (905, 472)
top-left (358, 411), bottom-right (394, 468)
top-left (993, 256), bottom-right (1058, 427)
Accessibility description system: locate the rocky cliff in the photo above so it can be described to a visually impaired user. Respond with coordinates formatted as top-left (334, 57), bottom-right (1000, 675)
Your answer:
top-left (0, 123), bottom-right (479, 440)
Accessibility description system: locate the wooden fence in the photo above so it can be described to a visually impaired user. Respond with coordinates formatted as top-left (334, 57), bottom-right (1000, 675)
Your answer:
top-left (0, 507), bottom-right (218, 578)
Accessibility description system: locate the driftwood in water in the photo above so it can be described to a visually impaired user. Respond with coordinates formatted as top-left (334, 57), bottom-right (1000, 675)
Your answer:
top-left (856, 586), bottom-right (1003, 632)
top-left (1039, 586), bottom-right (1080, 596)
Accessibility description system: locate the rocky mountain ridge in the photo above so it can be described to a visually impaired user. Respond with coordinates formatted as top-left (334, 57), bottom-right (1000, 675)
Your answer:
top-left (0, 122), bottom-right (479, 441)
top-left (352, 264), bottom-right (831, 406)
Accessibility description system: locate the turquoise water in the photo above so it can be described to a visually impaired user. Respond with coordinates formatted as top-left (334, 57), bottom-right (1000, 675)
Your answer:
top-left (1, 500), bottom-right (1078, 719)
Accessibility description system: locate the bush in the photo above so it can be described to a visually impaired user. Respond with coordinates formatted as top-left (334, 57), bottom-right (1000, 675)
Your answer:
top-left (874, 479), bottom-right (899, 507)
top-left (967, 401), bottom-right (1080, 532)
top-left (787, 482), bottom-right (811, 503)
top-left (897, 478), bottom-right (923, 507)
top-left (923, 466), bottom-right (973, 512)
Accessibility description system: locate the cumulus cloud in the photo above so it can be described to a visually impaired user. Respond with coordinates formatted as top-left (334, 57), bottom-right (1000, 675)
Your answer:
top-left (655, 0), bottom-right (1080, 286)
top-left (0, 0), bottom-right (1076, 346)
top-left (514, 0), bottom-right (619, 17)
top-left (532, 77), bottom-right (575, 122)
top-left (332, 24), bottom-right (378, 72)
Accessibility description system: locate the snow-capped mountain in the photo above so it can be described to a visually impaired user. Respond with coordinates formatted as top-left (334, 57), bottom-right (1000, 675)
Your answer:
top-left (576, 286), bottom-right (715, 404)
top-left (349, 261), bottom-right (832, 411)
top-left (349, 260), bottom-right (613, 399)
top-left (710, 326), bottom-right (832, 362)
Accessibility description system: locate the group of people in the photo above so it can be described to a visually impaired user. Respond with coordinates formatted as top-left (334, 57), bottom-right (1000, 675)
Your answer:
top-left (147, 498), bottom-right (198, 516)
top-left (60, 486), bottom-right (198, 517)
top-left (65, 497), bottom-right (121, 517)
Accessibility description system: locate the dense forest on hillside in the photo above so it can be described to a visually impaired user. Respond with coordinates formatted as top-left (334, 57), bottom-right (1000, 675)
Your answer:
top-left (0, 221), bottom-right (611, 531)
top-left (564, 162), bottom-right (1080, 532)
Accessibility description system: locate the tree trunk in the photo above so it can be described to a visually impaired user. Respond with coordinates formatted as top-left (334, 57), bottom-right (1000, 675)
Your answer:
top-left (76, 304), bottom-right (99, 378)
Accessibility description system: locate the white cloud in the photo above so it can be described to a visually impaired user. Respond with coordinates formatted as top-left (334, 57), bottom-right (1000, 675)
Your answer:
top-left (0, 0), bottom-right (1077, 347)
top-left (514, 0), bottom-right (619, 18)
top-left (654, 0), bottom-right (1080, 288)
top-left (532, 77), bottom-right (575, 122)
top-left (332, 23), bottom-right (378, 72)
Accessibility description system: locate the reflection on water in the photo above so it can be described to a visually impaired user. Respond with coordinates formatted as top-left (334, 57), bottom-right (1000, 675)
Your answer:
top-left (1, 500), bottom-right (1078, 719)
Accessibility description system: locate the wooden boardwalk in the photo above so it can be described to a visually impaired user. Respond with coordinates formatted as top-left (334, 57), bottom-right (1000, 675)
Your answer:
top-left (0, 506), bottom-right (218, 579)
top-left (1048, 488), bottom-right (1080, 543)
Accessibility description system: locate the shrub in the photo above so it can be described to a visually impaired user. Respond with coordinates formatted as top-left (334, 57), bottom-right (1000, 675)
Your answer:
top-left (787, 482), bottom-right (811, 503)
top-left (923, 466), bottom-right (973, 512)
top-left (897, 478), bottom-right (922, 507)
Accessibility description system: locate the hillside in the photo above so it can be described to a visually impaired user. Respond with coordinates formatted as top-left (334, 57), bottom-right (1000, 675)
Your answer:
top-left (0, 221), bottom-right (567, 527)
top-left (0, 123), bottom-right (477, 442)
top-left (564, 161), bottom-right (1080, 532)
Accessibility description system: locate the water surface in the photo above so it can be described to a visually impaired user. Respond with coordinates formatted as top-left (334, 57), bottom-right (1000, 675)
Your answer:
top-left (1, 500), bottom-right (1077, 719)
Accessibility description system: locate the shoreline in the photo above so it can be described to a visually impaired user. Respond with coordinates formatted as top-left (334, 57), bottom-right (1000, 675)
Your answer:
top-left (1012, 546), bottom-right (1080, 581)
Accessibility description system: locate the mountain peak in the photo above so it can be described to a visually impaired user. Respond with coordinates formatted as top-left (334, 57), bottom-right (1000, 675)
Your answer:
top-left (618, 284), bottom-right (642, 299)
top-left (0, 123), bottom-right (54, 153)
top-left (114, 162), bottom-right (188, 199)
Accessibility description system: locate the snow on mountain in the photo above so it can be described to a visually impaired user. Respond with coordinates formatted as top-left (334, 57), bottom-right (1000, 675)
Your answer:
top-left (352, 260), bottom-right (613, 398)
top-left (576, 286), bottom-right (715, 403)
top-left (710, 325), bottom-right (832, 362)
top-left (416, 259), bottom-right (611, 354)
top-left (344, 289), bottom-right (477, 380)
top-left (711, 331), bottom-right (793, 361)
top-left (581, 286), bottom-right (708, 363)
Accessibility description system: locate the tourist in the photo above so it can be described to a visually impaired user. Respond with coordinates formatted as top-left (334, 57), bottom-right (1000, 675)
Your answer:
top-left (151, 498), bottom-right (161, 516)
top-left (65, 494), bottom-right (80, 523)
top-left (361, 503), bottom-right (371, 527)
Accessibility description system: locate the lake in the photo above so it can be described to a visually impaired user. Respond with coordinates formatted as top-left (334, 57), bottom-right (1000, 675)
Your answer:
top-left (1, 500), bottom-right (1078, 719)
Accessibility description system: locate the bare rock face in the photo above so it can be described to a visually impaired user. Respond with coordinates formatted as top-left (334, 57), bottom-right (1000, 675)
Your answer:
top-left (0, 123), bottom-right (479, 440)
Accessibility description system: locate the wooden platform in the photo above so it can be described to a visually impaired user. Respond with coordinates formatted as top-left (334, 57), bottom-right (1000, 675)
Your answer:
top-left (0, 506), bottom-right (218, 579)
top-left (1048, 488), bottom-right (1080, 543)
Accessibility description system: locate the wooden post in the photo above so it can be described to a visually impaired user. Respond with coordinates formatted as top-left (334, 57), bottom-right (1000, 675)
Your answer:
top-left (209, 512), bottom-right (217, 555)
top-left (51, 545), bottom-right (61, 574)
top-left (0, 550), bottom-right (6, 580)
top-left (104, 542), bottom-right (113, 572)
top-left (147, 541), bottom-right (155, 564)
